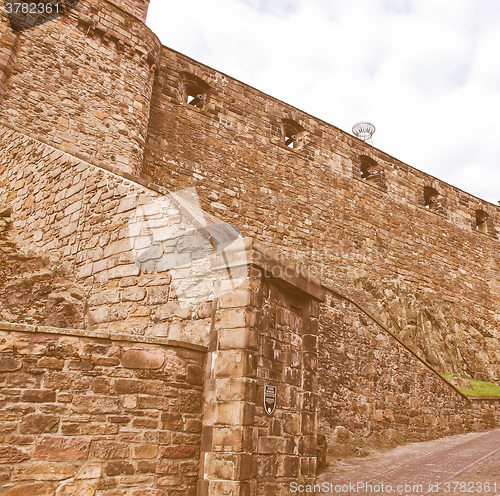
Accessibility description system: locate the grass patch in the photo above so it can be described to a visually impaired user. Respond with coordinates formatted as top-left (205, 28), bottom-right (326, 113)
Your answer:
top-left (443, 375), bottom-right (500, 397)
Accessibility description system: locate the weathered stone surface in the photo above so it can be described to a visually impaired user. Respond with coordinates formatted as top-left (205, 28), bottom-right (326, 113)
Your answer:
top-left (20, 414), bottom-right (59, 434)
top-left (72, 395), bottom-right (121, 414)
top-left (105, 461), bottom-right (135, 476)
top-left (3, 482), bottom-right (55, 496)
top-left (0, 357), bottom-right (22, 371)
top-left (121, 349), bottom-right (165, 369)
top-left (0, 446), bottom-right (30, 463)
top-left (55, 481), bottom-right (95, 496)
top-left (34, 437), bottom-right (91, 461)
top-left (0, 0), bottom-right (499, 494)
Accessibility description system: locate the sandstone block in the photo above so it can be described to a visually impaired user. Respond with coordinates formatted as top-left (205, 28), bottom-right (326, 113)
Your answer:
top-left (121, 349), bottom-right (164, 369)
top-left (88, 305), bottom-right (127, 324)
top-left (213, 350), bottom-right (254, 378)
top-left (161, 446), bottom-right (197, 459)
top-left (161, 412), bottom-right (183, 430)
top-left (11, 463), bottom-right (76, 481)
top-left (88, 290), bottom-right (120, 306)
top-left (0, 357), bottom-right (22, 371)
top-left (90, 441), bottom-right (129, 460)
top-left (215, 307), bottom-right (247, 329)
top-left (117, 196), bottom-right (137, 213)
top-left (186, 364), bottom-right (204, 385)
top-left (132, 444), bottom-right (158, 459)
top-left (107, 264), bottom-right (140, 279)
top-left (37, 357), bottom-right (64, 370)
top-left (0, 446), bottom-right (30, 463)
top-left (21, 389), bottom-right (56, 403)
top-left (34, 437), bottom-right (90, 461)
top-left (217, 328), bottom-right (255, 350)
top-left (121, 286), bottom-right (146, 301)
top-left (105, 461), bottom-right (135, 476)
top-left (103, 238), bottom-right (133, 258)
top-left (202, 453), bottom-right (236, 480)
top-left (114, 379), bottom-right (164, 395)
top-left (56, 481), bottom-right (95, 496)
top-left (3, 482), bottom-right (55, 496)
top-left (75, 463), bottom-right (102, 479)
top-left (218, 288), bottom-right (251, 308)
top-left (20, 414), bottom-right (59, 434)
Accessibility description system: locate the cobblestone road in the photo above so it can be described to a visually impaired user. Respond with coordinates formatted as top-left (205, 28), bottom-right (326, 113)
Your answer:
top-left (316, 429), bottom-right (500, 496)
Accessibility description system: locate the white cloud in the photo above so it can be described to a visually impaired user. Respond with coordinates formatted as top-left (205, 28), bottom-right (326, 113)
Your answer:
top-left (146, 0), bottom-right (500, 204)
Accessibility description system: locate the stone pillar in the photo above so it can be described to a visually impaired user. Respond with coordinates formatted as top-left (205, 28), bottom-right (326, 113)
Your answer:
top-left (197, 240), bottom-right (324, 495)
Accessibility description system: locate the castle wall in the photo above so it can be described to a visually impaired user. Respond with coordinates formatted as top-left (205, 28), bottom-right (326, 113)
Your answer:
top-left (0, 322), bottom-right (205, 496)
top-left (318, 288), bottom-right (500, 463)
top-left (142, 47), bottom-right (500, 380)
top-left (0, 243), bottom-right (325, 496)
top-left (0, 0), bottom-right (160, 174)
top-left (1, 0), bottom-right (500, 492)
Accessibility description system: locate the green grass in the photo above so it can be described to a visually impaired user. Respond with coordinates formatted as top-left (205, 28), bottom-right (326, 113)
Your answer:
top-left (443, 375), bottom-right (500, 397)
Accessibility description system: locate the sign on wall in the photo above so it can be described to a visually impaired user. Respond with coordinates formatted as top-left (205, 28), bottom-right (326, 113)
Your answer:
top-left (264, 385), bottom-right (277, 415)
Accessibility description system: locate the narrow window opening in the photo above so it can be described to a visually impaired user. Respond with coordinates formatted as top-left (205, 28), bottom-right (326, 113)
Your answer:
top-left (475, 210), bottom-right (489, 234)
top-left (359, 156), bottom-right (385, 188)
top-left (424, 186), bottom-right (445, 214)
top-left (179, 72), bottom-right (210, 109)
top-left (281, 119), bottom-right (305, 150)
top-left (360, 156), bottom-right (378, 179)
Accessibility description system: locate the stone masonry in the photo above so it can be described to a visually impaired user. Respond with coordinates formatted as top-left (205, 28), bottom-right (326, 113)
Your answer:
top-left (0, 0), bottom-right (499, 494)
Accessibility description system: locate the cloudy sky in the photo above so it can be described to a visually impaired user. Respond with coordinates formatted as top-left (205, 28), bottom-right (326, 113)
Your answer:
top-left (146, 0), bottom-right (500, 205)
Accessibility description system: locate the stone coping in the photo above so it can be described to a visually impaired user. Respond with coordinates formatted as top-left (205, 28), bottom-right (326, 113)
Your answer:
top-left (0, 321), bottom-right (207, 352)
top-left (320, 286), bottom-right (490, 403)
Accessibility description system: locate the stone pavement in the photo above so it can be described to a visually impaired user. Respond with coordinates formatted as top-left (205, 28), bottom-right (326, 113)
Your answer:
top-left (316, 429), bottom-right (500, 496)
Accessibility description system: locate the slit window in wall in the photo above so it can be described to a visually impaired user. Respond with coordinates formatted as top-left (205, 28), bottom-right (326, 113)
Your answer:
top-left (179, 72), bottom-right (211, 109)
top-left (423, 186), bottom-right (445, 213)
top-left (359, 155), bottom-right (385, 188)
top-left (360, 156), bottom-right (378, 179)
top-left (475, 210), bottom-right (489, 233)
top-left (281, 119), bottom-right (305, 150)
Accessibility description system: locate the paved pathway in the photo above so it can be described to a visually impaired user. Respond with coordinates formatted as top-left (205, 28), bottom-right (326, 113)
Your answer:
top-left (316, 429), bottom-right (500, 496)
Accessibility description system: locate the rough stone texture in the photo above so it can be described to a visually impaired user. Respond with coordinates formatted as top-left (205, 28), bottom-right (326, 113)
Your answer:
top-left (0, 0), bottom-right (499, 493)
top-left (0, 323), bottom-right (205, 496)
top-left (0, 0), bottom-right (498, 381)
top-left (0, 208), bottom-right (85, 328)
top-left (0, 127), bottom-right (212, 344)
top-left (0, 1), bottom-right (160, 174)
top-left (318, 289), bottom-right (500, 466)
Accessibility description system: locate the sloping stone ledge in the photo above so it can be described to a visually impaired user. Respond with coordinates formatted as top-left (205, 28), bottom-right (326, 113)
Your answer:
top-left (0, 321), bottom-right (207, 352)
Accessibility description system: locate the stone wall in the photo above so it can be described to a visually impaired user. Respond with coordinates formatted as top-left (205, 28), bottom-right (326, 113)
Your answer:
top-left (0, 124), bottom-right (218, 345)
top-left (0, 0), bottom-right (160, 174)
top-left (318, 288), bottom-right (500, 464)
top-left (0, 322), bottom-right (205, 496)
top-left (142, 44), bottom-right (500, 382)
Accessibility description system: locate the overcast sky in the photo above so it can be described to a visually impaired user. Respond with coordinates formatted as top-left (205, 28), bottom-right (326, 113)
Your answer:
top-left (146, 0), bottom-right (500, 205)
